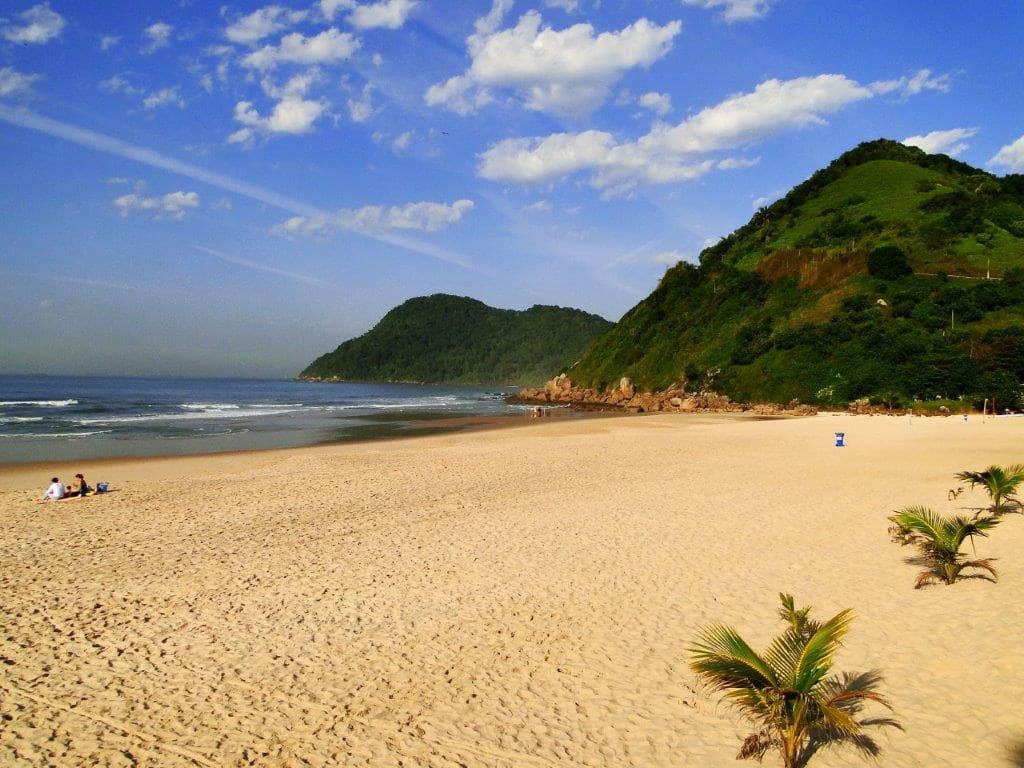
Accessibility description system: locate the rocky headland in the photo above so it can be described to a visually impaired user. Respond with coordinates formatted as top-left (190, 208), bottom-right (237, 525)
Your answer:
top-left (509, 373), bottom-right (819, 416)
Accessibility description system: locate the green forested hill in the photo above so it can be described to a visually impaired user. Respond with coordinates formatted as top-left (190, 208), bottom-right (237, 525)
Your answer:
top-left (569, 140), bottom-right (1024, 409)
top-left (300, 294), bottom-right (612, 386)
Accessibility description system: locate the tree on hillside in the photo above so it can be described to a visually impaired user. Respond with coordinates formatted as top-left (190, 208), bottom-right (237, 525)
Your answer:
top-left (867, 245), bottom-right (912, 280)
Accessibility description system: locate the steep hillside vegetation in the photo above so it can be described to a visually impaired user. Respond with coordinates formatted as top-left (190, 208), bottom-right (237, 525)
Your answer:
top-left (301, 294), bottom-right (612, 386)
top-left (569, 140), bottom-right (1024, 409)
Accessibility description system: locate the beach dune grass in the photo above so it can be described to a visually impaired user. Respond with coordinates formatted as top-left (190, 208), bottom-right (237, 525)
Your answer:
top-left (955, 464), bottom-right (1024, 515)
top-left (888, 505), bottom-right (1001, 587)
top-left (689, 594), bottom-right (896, 768)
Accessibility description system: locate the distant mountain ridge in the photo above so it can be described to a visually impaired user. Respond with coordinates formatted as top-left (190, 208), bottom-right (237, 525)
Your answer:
top-left (300, 294), bottom-right (613, 386)
top-left (566, 139), bottom-right (1024, 409)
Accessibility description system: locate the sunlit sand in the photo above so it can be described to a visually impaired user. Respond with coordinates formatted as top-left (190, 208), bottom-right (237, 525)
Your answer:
top-left (2, 412), bottom-right (1021, 767)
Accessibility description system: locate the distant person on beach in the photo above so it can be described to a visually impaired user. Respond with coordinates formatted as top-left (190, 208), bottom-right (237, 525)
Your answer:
top-left (41, 477), bottom-right (64, 501)
top-left (70, 473), bottom-right (90, 497)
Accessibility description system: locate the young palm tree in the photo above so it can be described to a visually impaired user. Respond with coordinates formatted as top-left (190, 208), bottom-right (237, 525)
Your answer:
top-left (955, 464), bottom-right (1024, 515)
top-left (689, 594), bottom-right (895, 768)
top-left (888, 506), bottom-right (1000, 587)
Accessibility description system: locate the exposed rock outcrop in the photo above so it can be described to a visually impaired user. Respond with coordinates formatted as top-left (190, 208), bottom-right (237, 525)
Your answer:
top-left (510, 375), bottom-right (818, 416)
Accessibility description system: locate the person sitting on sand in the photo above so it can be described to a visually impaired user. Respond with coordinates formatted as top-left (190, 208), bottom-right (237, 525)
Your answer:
top-left (41, 477), bottom-right (65, 501)
top-left (70, 473), bottom-right (91, 497)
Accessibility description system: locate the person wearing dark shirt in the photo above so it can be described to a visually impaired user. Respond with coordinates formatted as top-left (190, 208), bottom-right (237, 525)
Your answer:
top-left (71, 473), bottom-right (91, 497)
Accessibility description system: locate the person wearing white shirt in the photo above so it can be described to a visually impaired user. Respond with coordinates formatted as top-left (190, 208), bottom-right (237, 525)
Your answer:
top-left (41, 477), bottom-right (65, 501)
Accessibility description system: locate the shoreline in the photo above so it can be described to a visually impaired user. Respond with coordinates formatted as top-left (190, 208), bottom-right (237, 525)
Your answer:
top-left (4, 407), bottom-right (999, 489)
top-left (0, 408), bottom-right (622, 490)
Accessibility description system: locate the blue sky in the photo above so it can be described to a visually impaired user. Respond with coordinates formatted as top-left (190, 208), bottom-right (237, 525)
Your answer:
top-left (1, 0), bottom-right (1022, 377)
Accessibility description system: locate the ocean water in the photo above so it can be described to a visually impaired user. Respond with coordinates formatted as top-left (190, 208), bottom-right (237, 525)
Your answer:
top-left (0, 375), bottom-right (535, 464)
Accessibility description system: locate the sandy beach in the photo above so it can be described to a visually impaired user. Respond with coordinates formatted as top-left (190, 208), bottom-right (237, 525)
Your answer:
top-left (1, 412), bottom-right (1022, 767)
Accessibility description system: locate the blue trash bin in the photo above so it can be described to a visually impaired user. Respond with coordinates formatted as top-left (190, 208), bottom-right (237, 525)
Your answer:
top-left (835, 432), bottom-right (845, 447)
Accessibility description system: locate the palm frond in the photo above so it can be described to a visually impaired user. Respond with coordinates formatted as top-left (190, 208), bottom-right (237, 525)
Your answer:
top-left (961, 558), bottom-right (998, 580)
top-left (957, 464), bottom-right (1024, 512)
top-left (689, 624), bottom-right (779, 691)
top-left (778, 593), bottom-right (821, 638)
top-left (737, 730), bottom-right (774, 761)
top-left (955, 469), bottom-right (988, 487)
top-left (889, 506), bottom-right (946, 543)
top-left (966, 515), bottom-right (1001, 535)
top-left (813, 700), bottom-right (860, 737)
top-left (791, 609), bottom-right (853, 691)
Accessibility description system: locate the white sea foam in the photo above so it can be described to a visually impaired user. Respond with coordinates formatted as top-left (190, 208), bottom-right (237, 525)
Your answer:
top-left (0, 416), bottom-right (45, 423)
top-left (323, 397), bottom-right (464, 411)
top-left (77, 406), bottom-right (304, 424)
top-left (0, 399), bottom-right (78, 407)
top-left (181, 403), bottom-right (240, 410)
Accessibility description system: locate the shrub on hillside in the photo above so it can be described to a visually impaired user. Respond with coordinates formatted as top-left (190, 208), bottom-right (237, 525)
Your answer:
top-left (867, 245), bottom-right (912, 280)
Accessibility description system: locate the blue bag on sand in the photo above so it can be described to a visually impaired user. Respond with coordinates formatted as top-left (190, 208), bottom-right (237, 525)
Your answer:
top-left (96, 482), bottom-right (108, 493)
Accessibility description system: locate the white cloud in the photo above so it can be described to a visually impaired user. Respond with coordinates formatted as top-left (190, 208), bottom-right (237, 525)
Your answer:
top-left (650, 250), bottom-right (685, 265)
top-left (347, 83), bottom-right (375, 122)
top-left (114, 190), bottom-right (200, 219)
top-left (348, 0), bottom-right (418, 30)
top-left (230, 97), bottom-right (326, 144)
top-left (242, 28), bottom-right (361, 70)
top-left (277, 199), bottom-right (474, 236)
top-left (100, 74), bottom-right (143, 97)
top-left (0, 67), bottom-right (41, 98)
top-left (230, 70), bottom-right (328, 144)
top-left (903, 127), bottom-right (977, 158)
top-left (262, 68), bottom-right (321, 99)
top-left (320, 0), bottom-right (353, 20)
top-left (424, 74), bottom-right (492, 116)
top-left (522, 199), bottom-right (552, 213)
top-left (102, 75), bottom-right (185, 110)
top-left (751, 187), bottom-right (786, 209)
top-left (143, 22), bottom-right (173, 53)
top-left (638, 90), bottom-right (671, 115)
top-left (479, 73), bottom-right (875, 193)
top-left (479, 130), bottom-right (614, 183)
top-left (2, 2), bottom-right (65, 44)
top-left (392, 130), bottom-right (412, 150)
top-left (717, 156), bottom-right (760, 170)
top-left (869, 68), bottom-right (950, 98)
top-left (226, 6), bottom-right (308, 45)
top-left (99, 34), bottom-right (119, 50)
top-left (475, 0), bottom-right (514, 37)
top-left (426, 9), bottom-right (681, 117)
top-left (143, 87), bottom-right (186, 110)
top-left (642, 74), bottom-right (872, 154)
top-left (989, 134), bottom-right (1024, 172)
top-left (545, 0), bottom-right (580, 11)
top-left (320, 0), bottom-right (417, 28)
top-left (682, 0), bottom-right (775, 22)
